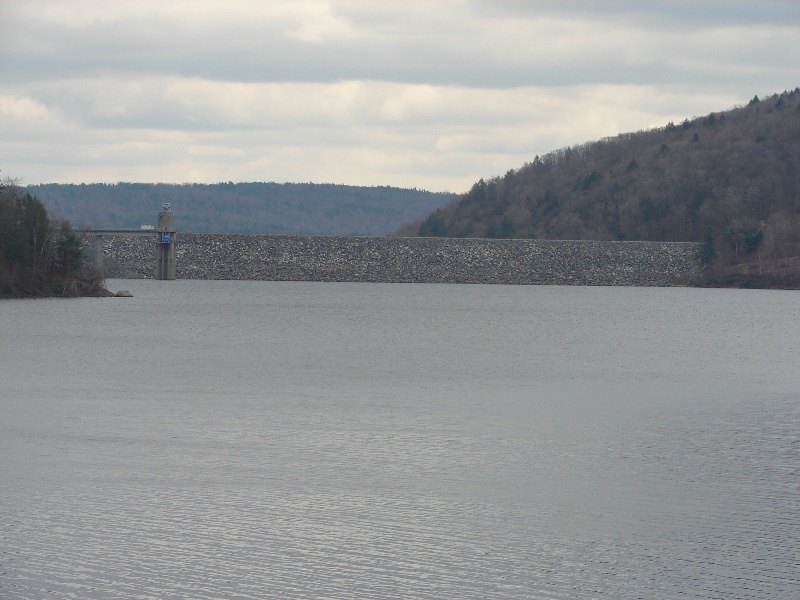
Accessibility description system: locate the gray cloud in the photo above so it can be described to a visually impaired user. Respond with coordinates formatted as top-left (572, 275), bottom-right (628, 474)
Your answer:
top-left (472, 0), bottom-right (800, 26)
top-left (1, 1), bottom-right (798, 191)
top-left (5, 1), bottom-right (797, 87)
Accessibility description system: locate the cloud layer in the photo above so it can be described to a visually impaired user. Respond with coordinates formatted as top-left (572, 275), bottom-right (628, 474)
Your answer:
top-left (2, 0), bottom-right (799, 192)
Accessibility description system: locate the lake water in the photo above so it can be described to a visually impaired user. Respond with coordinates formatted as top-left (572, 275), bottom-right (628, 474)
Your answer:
top-left (1, 280), bottom-right (798, 599)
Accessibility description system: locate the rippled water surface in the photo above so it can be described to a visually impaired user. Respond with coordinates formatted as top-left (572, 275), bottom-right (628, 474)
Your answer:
top-left (2, 281), bottom-right (799, 598)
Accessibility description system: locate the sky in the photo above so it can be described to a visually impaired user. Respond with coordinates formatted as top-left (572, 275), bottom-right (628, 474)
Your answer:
top-left (2, 1), bottom-right (799, 194)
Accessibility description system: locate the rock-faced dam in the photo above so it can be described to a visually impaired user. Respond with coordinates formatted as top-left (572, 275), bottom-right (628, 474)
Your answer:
top-left (98, 234), bottom-right (702, 286)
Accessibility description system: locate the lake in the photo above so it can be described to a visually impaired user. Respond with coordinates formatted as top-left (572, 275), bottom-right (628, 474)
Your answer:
top-left (1, 280), bottom-right (798, 598)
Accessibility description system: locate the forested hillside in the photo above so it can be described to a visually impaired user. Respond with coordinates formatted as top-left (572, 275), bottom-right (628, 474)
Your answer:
top-left (30, 182), bottom-right (451, 236)
top-left (1, 179), bottom-right (104, 297)
top-left (403, 89), bottom-right (800, 286)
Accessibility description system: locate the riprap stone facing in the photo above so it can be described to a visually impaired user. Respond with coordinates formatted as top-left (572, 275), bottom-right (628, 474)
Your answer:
top-left (100, 234), bottom-right (702, 286)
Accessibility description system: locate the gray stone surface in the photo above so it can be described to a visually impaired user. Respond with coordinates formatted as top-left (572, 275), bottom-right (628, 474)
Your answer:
top-left (99, 234), bottom-right (702, 286)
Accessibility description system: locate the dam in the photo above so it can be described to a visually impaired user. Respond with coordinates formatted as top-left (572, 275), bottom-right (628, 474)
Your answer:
top-left (96, 233), bottom-right (702, 287)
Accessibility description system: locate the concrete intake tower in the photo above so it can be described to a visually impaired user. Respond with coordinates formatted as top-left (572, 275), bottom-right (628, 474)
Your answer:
top-left (155, 203), bottom-right (176, 280)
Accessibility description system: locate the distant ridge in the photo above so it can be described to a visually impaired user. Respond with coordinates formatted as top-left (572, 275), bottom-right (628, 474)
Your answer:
top-left (30, 181), bottom-right (452, 236)
top-left (401, 89), bottom-right (800, 287)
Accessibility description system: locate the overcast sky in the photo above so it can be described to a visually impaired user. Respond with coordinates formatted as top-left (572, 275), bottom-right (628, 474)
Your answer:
top-left (2, 1), bottom-right (799, 193)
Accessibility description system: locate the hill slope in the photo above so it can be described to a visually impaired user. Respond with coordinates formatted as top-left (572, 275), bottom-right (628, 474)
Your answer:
top-left (30, 182), bottom-right (452, 236)
top-left (402, 89), bottom-right (800, 286)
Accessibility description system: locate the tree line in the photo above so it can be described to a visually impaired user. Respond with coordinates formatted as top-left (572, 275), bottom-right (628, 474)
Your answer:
top-left (29, 181), bottom-right (451, 236)
top-left (1, 178), bottom-right (103, 297)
